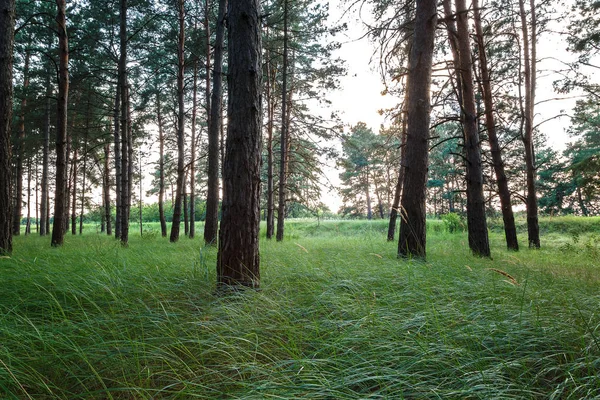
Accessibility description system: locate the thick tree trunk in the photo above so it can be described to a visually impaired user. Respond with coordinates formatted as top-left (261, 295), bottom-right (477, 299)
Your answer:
top-left (217, 0), bottom-right (262, 288)
top-left (0, 0), bottom-right (14, 254)
top-left (204, 0), bottom-right (227, 245)
top-left (473, 0), bottom-right (518, 251)
top-left (119, 0), bottom-right (130, 245)
top-left (276, 0), bottom-right (289, 242)
top-left (13, 50), bottom-right (29, 235)
top-left (455, 0), bottom-right (490, 257)
top-left (51, 0), bottom-right (69, 247)
top-left (103, 143), bottom-right (112, 235)
top-left (170, 0), bottom-right (186, 243)
top-left (157, 94), bottom-right (167, 237)
top-left (398, 0), bottom-right (437, 259)
top-left (519, 0), bottom-right (540, 248)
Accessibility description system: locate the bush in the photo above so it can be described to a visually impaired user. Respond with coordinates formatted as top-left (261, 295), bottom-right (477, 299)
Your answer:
top-left (441, 212), bottom-right (466, 233)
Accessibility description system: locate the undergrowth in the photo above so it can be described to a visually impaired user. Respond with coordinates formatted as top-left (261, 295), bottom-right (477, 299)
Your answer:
top-left (0, 220), bottom-right (598, 398)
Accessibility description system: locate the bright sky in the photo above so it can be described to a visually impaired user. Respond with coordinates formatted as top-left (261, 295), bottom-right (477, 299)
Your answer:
top-left (319, 0), bottom-right (585, 212)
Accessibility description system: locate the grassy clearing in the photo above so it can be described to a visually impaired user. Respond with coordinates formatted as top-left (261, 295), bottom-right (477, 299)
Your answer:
top-left (1, 220), bottom-right (599, 399)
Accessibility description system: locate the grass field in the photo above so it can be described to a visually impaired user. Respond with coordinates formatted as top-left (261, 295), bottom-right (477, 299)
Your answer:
top-left (1, 218), bottom-right (599, 399)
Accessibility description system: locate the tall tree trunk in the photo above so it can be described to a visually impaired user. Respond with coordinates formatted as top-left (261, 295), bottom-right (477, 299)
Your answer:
top-left (35, 159), bottom-right (38, 233)
top-left (103, 143), bottom-right (112, 235)
top-left (276, 0), bottom-right (289, 242)
top-left (25, 159), bottom-right (31, 234)
top-left (217, 0), bottom-right (262, 288)
top-left (138, 149), bottom-right (143, 236)
top-left (204, 0), bottom-right (227, 245)
top-left (0, 0), bottom-right (14, 254)
top-left (13, 50), bottom-right (29, 235)
top-left (51, 0), bottom-right (69, 247)
top-left (64, 133), bottom-right (72, 234)
top-left (387, 111), bottom-right (408, 241)
top-left (365, 169), bottom-right (373, 220)
top-left (454, 0), bottom-right (490, 257)
top-left (79, 135), bottom-right (88, 235)
top-left (473, 0), bottom-right (518, 251)
top-left (157, 94), bottom-right (167, 237)
top-left (118, 0), bottom-right (130, 245)
top-left (170, 0), bottom-right (186, 243)
top-left (398, 0), bottom-right (437, 259)
top-left (265, 31), bottom-right (275, 239)
top-left (189, 54), bottom-right (199, 239)
top-left (183, 177), bottom-right (189, 236)
top-left (40, 57), bottom-right (51, 237)
top-left (71, 147), bottom-right (77, 235)
top-left (113, 84), bottom-right (122, 239)
top-left (519, 0), bottom-right (540, 248)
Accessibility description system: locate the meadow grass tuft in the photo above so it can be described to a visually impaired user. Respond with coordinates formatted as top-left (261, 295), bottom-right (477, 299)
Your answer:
top-left (1, 220), bottom-right (599, 398)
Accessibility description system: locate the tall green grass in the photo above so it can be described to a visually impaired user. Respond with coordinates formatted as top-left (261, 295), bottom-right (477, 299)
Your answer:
top-left (1, 220), bottom-right (599, 398)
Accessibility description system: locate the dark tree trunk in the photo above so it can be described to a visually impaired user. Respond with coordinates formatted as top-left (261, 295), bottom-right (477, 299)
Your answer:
top-left (51, 0), bottom-right (69, 247)
top-left (183, 182), bottom-right (189, 236)
top-left (40, 54), bottom-right (51, 237)
top-left (189, 55), bottom-right (199, 239)
top-left (217, 0), bottom-right (262, 288)
top-left (13, 50), bottom-right (29, 235)
top-left (71, 147), bottom-right (77, 235)
top-left (473, 0), bottom-right (518, 251)
top-left (265, 36), bottom-right (275, 239)
top-left (519, 0), bottom-right (540, 248)
top-left (103, 143), bottom-right (112, 235)
top-left (25, 160), bottom-right (31, 234)
top-left (157, 94), bottom-right (167, 237)
top-left (204, 0), bottom-right (227, 245)
top-left (118, 0), bottom-right (130, 245)
top-left (113, 84), bottom-right (121, 239)
top-left (80, 131), bottom-right (88, 235)
top-left (170, 0), bottom-right (186, 243)
top-left (276, 0), bottom-right (289, 242)
top-left (398, 0), bottom-right (437, 259)
top-left (455, 0), bottom-right (490, 257)
top-left (0, 0), bottom-right (14, 254)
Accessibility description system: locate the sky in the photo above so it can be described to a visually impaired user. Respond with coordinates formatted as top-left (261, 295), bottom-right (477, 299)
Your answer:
top-left (318, 0), bottom-right (585, 212)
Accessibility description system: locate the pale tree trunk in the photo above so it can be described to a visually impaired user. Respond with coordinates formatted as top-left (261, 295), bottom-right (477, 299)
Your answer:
top-left (455, 0), bottom-right (490, 257)
top-left (519, 0), bottom-right (540, 248)
top-left (217, 0), bottom-right (262, 288)
top-left (51, 0), bottom-right (69, 247)
top-left (170, 0), bottom-right (186, 243)
top-left (204, 0), bottom-right (227, 245)
top-left (13, 50), bottom-right (29, 235)
top-left (0, 0), bottom-right (14, 254)
top-left (387, 109), bottom-right (408, 241)
top-left (79, 131), bottom-right (88, 235)
top-left (157, 94), bottom-right (167, 237)
top-left (473, 0), bottom-right (518, 251)
top-left (276, 0), bottom-right (289, 242)
top-left (189, 54), bottom-right (199, 239)
top-left (398, 0), bottom-right (437, 259)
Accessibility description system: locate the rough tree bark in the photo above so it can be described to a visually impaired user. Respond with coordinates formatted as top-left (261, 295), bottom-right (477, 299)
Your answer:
top-left (113, 84), bottom-right (122, 239)
top-left (40, 51), bottom-right (52, 237)
top-left (170, 0), bottom-right (186, 243)
top-left (51, 0), bottom-right (69, 247)
top-left (455, 0), bottom-right (490, 257)
top-left (387, 109), bottom-right (408, 241)
top-left (216, 0), bottom-right (262, 287)
top-left (473, 0), bottom-right (518, 251)
top-left (204, 0), bottom-right (227, 245)
top-left (398, 0), bottom-right (437, 259)
top-left (119, 0), bottom-right (131, 245)
top-left (103, 143), bottom-right (112, 235)
top-left (0, 0), bottom-right (14, 254)
top-left (265, 31), bottom-right (275, 239)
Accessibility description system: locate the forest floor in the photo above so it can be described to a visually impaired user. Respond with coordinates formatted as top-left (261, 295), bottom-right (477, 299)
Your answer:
top-left (1, 217), bottom-right (599, 399)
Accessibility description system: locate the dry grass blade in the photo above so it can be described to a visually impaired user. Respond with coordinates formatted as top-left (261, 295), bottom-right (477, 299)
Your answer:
top-left (487, 268), bottom-right (519, 286)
